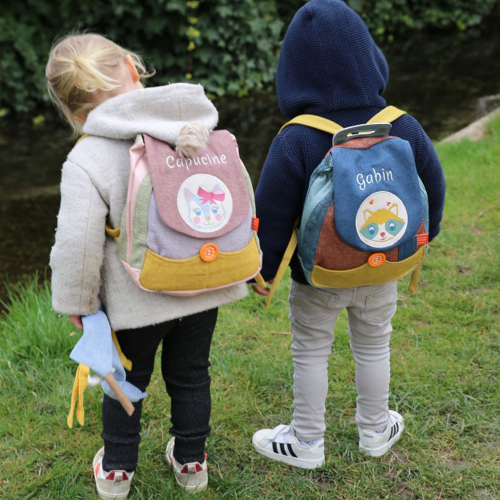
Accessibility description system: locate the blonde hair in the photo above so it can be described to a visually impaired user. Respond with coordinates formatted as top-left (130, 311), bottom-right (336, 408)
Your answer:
top-left (46, 33), bottom-right (154, 135)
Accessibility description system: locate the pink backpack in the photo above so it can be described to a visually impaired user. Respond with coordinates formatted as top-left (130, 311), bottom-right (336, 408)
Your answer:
top-left (107, 131), bottom-right (265, 295)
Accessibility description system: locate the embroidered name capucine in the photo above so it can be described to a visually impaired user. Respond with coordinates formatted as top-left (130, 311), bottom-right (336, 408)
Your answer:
top-left (166, 153), bottom-right (228, 170)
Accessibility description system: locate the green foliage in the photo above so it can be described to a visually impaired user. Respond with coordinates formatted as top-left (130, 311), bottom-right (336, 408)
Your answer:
top-left (350, 0), bottom-right (500, 36)
top-left (280, 0), bottom-right (499, 35)
top-left (0, 0), bottom-right (283, 112)
top-left (0, 0), bottom-right (498, 112)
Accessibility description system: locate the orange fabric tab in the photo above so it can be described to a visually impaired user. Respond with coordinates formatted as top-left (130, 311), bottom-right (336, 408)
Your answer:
top-left (416, 234), bottom-right (429, 246)
top-left (252, 217), bottom-right (259, 231)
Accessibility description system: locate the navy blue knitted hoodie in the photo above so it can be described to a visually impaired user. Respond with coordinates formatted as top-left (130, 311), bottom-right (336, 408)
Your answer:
top-left (255, 0), bottom-right (446, 284)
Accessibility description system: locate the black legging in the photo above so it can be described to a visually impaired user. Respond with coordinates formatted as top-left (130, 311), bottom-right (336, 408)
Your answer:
top-left (101, 308), bottom-right (218, 472)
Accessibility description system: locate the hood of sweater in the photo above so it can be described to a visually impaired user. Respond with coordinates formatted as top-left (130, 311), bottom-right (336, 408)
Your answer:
top-left (83, 83), bottom-right (218, 143)
top-left (276, 0), bottom-right (388, 118)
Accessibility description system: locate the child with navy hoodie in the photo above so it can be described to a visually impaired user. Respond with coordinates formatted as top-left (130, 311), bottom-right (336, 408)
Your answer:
top-left (251, 0), bottom-right (445, 468)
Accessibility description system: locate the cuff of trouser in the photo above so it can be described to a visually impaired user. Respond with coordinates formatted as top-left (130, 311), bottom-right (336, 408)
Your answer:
top-left (102, 397), bottom-right (142, 472)
top-left (171, 435), bottom-right (207, 465)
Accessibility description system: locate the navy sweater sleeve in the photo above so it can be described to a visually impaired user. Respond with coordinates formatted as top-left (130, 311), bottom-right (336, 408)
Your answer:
top-left (255, 132), bottom-right (306, 281)
top-left (409, 122), bottom-right (446, 241)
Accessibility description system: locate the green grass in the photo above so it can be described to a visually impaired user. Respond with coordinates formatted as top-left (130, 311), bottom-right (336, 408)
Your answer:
top-left (1, 118), bottom-right (500, 500)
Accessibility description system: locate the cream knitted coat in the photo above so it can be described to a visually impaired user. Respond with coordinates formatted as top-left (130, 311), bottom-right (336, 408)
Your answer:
top-left (50, 84), bottom-right (248, 331)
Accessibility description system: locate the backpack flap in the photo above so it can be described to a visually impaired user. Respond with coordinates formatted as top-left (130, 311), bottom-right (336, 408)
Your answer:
top-left (331, 135), bottom-right (422, 253)
top-left (144, 131), bottom-right (251, 239)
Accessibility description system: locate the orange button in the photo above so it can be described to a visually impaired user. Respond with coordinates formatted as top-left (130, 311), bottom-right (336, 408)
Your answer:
top-left (368, 253), bottom-right (386, 267)
top-left (200, 243), bottom-right (219, 262)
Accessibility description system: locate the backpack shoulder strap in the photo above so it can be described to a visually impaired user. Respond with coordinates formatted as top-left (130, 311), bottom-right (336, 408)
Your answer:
top-left (75, 134), bottom-right (90, 145)
top-left (279, 114), bottom-right (343, 135)
top-left (263, 116), bottom-right (341, 307)
top-left (264, 226), bottom-right (298, 309)
top-left (367, 106), bottom-right (406, 124)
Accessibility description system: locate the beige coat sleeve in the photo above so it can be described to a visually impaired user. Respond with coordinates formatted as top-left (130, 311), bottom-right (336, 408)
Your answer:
top-left (50, 160), bottom-right (108, 315)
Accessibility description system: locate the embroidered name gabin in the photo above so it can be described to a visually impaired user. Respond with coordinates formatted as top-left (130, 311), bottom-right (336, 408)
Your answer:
top-left (356, 167), bottom-right (393, 191)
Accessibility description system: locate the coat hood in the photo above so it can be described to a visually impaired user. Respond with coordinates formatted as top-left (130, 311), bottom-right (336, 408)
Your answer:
top-left (276, 0), bottom-right (388, 117)
top-left (83, 83), bottom-right (218, 143)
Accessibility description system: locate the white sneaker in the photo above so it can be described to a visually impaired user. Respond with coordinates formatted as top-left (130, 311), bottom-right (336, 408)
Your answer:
top-left (93, 447), bottom-right (134, 500)
top-left (165, 438), bottom-right (208, 493)
top-left (252, 424), bottom-right (325, 469)
top-left (358, 410), bottom-right (405, 457)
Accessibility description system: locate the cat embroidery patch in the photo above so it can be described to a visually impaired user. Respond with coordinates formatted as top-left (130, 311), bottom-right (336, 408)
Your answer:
top-left (356, 191), bottom-right (408, 249)
top-left (177, 174), bottom-right (233, 233)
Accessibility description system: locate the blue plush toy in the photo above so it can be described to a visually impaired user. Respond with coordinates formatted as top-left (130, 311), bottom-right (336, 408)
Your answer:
top-left (67, 309), bottom-right (146, 428)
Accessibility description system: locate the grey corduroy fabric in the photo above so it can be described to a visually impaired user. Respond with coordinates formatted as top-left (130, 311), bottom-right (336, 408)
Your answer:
top-left (50, 84), bottom-right (248, 331)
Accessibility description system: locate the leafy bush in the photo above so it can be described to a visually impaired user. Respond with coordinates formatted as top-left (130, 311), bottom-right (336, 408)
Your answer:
top-left (0, 0), bottom-right (498, 112)
top-left (281, 0), bottom-right (499, 34)
top-left (0, 0), bottom-right (283, 112)
top-left (349, 0), bottom-right (499, 35)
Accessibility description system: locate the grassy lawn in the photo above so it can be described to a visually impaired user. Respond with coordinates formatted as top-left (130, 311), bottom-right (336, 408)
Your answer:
top-left (1, 118), bottom-right (500, 500)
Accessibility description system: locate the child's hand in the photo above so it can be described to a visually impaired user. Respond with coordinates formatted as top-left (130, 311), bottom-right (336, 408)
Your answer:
top-left (68, 315), bottom-right (83, 330)
top-left (251, 279), bottom-right (274, 296)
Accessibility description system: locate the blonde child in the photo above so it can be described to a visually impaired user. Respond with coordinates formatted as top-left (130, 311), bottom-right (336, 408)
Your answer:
top-left (46, 33), bottom-right (248, 497)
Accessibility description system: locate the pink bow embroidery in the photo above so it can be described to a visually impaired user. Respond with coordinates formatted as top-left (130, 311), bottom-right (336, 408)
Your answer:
top-left (197, 187), bottom-right (225, 205)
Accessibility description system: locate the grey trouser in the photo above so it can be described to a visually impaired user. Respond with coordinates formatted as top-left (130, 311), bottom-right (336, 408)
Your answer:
top-left (288, 280), bottom-right (398, 441)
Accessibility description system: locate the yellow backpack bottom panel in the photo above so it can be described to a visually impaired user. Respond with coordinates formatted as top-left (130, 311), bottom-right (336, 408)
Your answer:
top-left (140, 238), bottom-right (261, 292)
top-left (311, 245), bottom-right (426, 288)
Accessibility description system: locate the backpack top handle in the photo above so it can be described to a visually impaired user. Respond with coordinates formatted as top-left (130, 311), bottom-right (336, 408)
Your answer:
top-left (333, 123), bottom-right (392, 146)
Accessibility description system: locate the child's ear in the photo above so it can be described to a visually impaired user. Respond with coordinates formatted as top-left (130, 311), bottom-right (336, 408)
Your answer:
top-left (125, 54), bottom-right (140, 83)
top-left (71, 113), bottom-right (87, 123)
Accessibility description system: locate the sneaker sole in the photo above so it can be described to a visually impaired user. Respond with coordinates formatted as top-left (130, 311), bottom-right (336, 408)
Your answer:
top-left (174, 477), bottom-right (208, 494)
top-left (95, 489), bottom-right (130, 500)
top-left (252, 435), bottom-right (325, 469)
top-left (359, 420), bottom-right (405, 457)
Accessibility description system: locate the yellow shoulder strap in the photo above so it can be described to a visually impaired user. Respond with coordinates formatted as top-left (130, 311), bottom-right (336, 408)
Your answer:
top-left (105, 225), bottom-right (121, 243)
top-left (280, 107), bottom-right (405, 135)
top-left (76, 134), bottom-right (90, 145)
top-left (254, 273), bottom-right (267, 289)
top-left (264, 226), bottom-right (298, 309)
top-left (408, 265), bottom-right (422, 294)
top-left (367, 106), bottom-right (406, 124)
top-left (279, 115), bottom-right (343, 135)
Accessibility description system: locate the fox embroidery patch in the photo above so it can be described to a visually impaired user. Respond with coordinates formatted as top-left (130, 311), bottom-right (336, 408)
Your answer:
top-left (356, 191), bottom-right (408, 248)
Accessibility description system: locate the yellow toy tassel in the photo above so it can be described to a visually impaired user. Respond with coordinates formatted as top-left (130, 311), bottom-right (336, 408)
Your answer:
top-left (67, 363), bottom-right (90, 428)
top-left (112, 332), bottom-right (132, 371)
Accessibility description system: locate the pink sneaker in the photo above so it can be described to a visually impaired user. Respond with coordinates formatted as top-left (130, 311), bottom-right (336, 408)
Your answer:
top-left (93, 447), bottom-right (134, 500)
top-left (165, 438), bottom-right (208, 493)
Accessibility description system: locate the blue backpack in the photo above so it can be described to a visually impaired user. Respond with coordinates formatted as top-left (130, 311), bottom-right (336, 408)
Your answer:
top-left (265, 107), bottom-right (429, 307)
